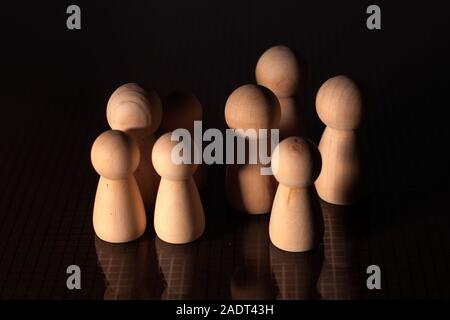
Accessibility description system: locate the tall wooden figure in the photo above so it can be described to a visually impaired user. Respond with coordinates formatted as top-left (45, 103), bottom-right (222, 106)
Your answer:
top-left (152, 132), bottom-right (205, 244)
top-left (107, 83), bottom-right (163, 212)
top-left (269, 137), bottom-right (322, 252)
top-left (256, 45), bottom-right (306, 139)
top-left (224, 84), bottom-right (280, 214)
top-left (91, 130), bottom-right (147, 243)
top-left (314, 75), bottom-right (364, 205)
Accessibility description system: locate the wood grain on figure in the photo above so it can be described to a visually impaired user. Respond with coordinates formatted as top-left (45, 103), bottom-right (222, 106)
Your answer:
top-left (314, 75), bottom-right (364, 205)
top-left (270, 137), bottom-right (322, 252)
top-left (224, 84), bottom-right (280, 214)
top-left (255, 45), bottom-right (307, 138)
top-left (152, 132), bottom-right (205, 244)
top-left (91, 130), bottom-right (147, 243)
top-left (107, 83), bottom-right (162, 212)
top-left (161, 91), bottom-right (207, 189)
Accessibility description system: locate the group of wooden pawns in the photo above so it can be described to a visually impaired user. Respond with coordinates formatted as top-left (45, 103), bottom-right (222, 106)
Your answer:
top-left (91, 45), bottom-right (364, 253)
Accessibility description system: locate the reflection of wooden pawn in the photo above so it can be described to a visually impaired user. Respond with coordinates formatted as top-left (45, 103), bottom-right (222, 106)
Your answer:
top-left (224, 84), bottom-right (280, 214)
top-left (270, 137), bottom-right (322, 252)
top-left (230, 216), bottom-right (275, 300)
top-left (94, 235), bottom-right (163, 300)
top-left (314, 75), bottom-right (364, 205)
top-left (256, 45), bottom-right (306, 138)
top-left (107, 83), bottom-right (162, 211)
top-left (154, 237), bottom-right (200, 299)
top-left (269, 244), bottom-right (322, 300)
top-left (91, 130), bottom-right (146, 243)
top-left (152, 132), bottom-right (205, 244)
top-left (161, 91), bottom-right (207, 189)
top-left (317, 200), bottom-right (362, 299)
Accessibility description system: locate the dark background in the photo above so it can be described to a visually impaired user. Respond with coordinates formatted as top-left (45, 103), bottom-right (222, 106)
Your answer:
top-left (0, 1), bottom-right (449, 299)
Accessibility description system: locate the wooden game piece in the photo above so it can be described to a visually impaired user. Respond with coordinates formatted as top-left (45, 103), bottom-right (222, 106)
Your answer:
top-left (314, 75), bottom-right (364, 205)
top-left (161, 91), bottom-right (207, 189)
top-left (152, 132), bottom-right (205, 244)
top-left (91, 130), bottom-right (147, 243)
top-left (269, 137), bottom-right (322, 252)
top-left (255, 45), bottom-right (306, 138)
top-left (224, 84), bottom-right (280, 214)
top-left (107, 83), bottom-right (163, 212)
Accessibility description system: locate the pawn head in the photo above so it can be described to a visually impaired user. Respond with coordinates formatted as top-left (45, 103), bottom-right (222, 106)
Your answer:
top-left (255, 45), bottom-right (302, 98)
top-left (316, 75), bottom-right (363, 130)
top-left (271, 137), bottom-right (321, 188)
top-left (224, 84), bottom-right (280, 131)
top-left (107, 83), bottom-right (163, 135)
top-left (152, 132), bottom-right (198, 181)
top-left (160, 91), bottom-right (203, 132)
top-left (91, 130), bottom-right (139, 179)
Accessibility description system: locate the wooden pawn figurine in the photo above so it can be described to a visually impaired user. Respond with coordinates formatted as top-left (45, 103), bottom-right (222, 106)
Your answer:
top-left (152, 132), bottom-right (205, 244)
top-left (107, 83), bottom-right (162, 212)
top-left (314, 75), bottom-right (364, 205)
top-left (161, 91), bottom-right (207, 189)
top-left (269, 137), bottom-right (322, 252)
top-left (255, 45), bottom-right (306, 139)
top-left (91, 130), bottom-right (147, 243)
top-left (224, 84), bottom-right (280, 214)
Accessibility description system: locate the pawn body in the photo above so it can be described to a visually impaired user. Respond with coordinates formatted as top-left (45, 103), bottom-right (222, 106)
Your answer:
top-left (107, 83), bottom-right (162, 211)
top-left (315, 128), bottom-right (363, 205)
top-left (225, 163), bottom-right (277, 214)
top-left (224, 84), bottom-right (280, 215)
top-left (154, 178), bottom-right (204, 244)
top-left (91, 130), bottom-right (146, 243)
top-left (277, 97), bottom-right (307, 139)
top-left (314, 75), bottom-right (364, 205)
top-left (269, 137), bottom-right (322, 252)
top-left (152, 132), bottom-right (205, 244)
top-left (270, 185), bottom-right (322, 252)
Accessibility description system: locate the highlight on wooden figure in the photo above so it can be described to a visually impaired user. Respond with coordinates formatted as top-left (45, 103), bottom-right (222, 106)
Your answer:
top-left (314, 75), bottom-right (365, 205)
top-left (107, 83), bottom-right (163, 212)
top-left (269, 137), bottom-right (322, 252)
top-left (256, 45), bottom-right (307, 138)
top-left (91, 130), bottom-right (147, 243)
top-left (152, 132), bottom-right (205, 244)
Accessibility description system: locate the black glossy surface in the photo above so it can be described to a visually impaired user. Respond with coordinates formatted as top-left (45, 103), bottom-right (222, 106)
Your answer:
top-left (0, 1), bottom-right (449, 299)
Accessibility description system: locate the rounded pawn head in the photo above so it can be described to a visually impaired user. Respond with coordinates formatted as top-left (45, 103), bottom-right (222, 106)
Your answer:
top-left (161, 91), bottom-right (202, 132)
top-left (106, 83), bottom-right (163, 135)
top-left (152, 132), bottom-right (198, 181)
top-left (271, 137), bottom-right (321, 188)
top-left (224, 84), bottom-right (280, 131)
top-left (316, 75), bottom-right (363, 130)
top-left (255, 45), bottom-right (302, 98)
top-left (91, 130), bottom-right (139, 180)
